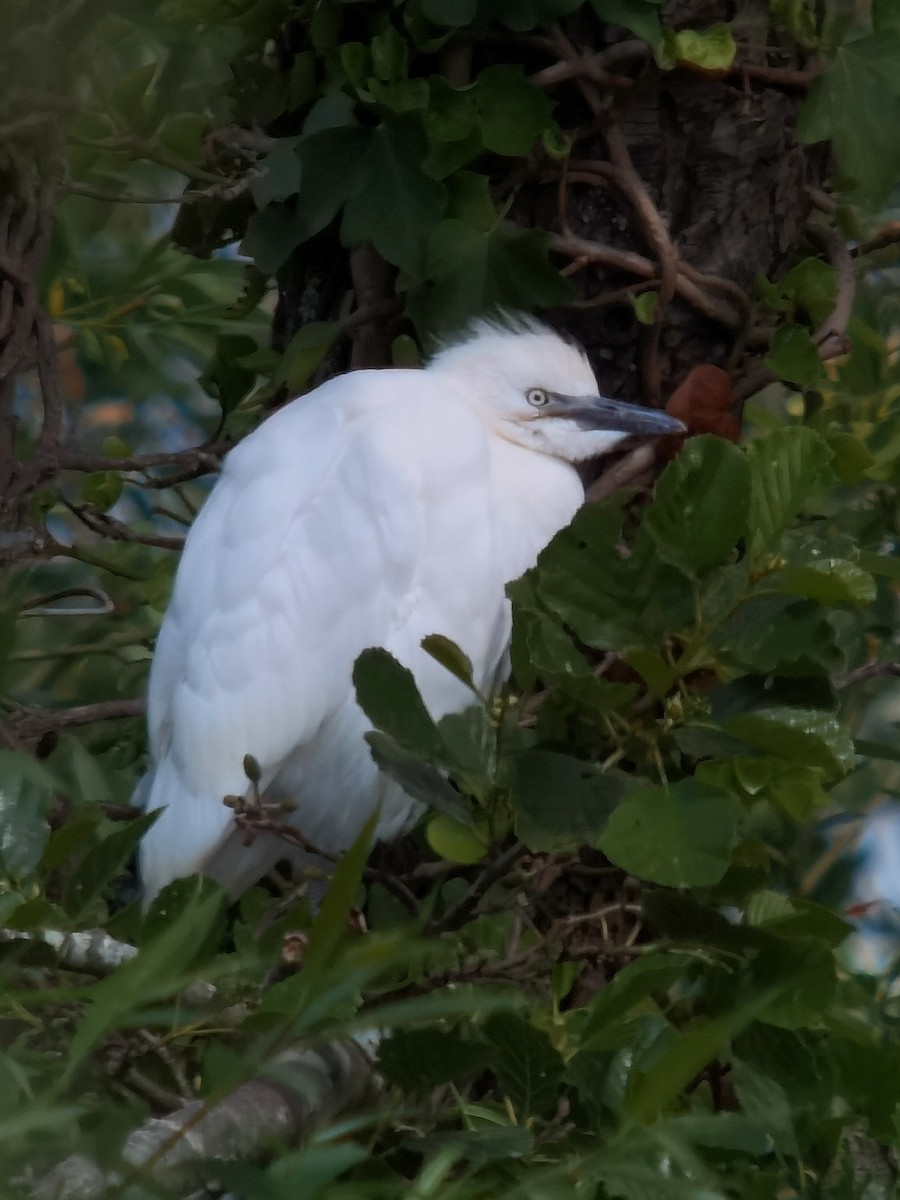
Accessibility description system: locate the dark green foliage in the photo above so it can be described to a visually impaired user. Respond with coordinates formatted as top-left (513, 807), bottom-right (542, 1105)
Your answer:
top-left (3, 0), bottom-right (900, 1197)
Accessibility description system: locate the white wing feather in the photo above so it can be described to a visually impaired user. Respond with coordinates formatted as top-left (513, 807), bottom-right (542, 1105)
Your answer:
top-left (138, 371), bottom-right (500, 898)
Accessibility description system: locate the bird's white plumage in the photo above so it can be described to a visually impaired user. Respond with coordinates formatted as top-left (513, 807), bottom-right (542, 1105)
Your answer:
top-left (138, 318), bottom-right (678, 900)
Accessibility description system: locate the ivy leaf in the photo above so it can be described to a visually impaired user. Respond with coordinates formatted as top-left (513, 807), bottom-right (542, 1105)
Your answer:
top-left (644, 435), bottom-right (750, 575)
top-left (765, 326), bottom-right (826, 386)
top-left (783, 258), bottom-right (837, 326)
top-left (599, 780), bottom-right (742, 887)
top-left (292, 125), bottom-right (370, 243)
top-left (424, 77), bottom-right (477, 144)
top-left (341, 124), bottom-right (447, 274)
top-left (251, 137), bottom-right (302, 208)
top-left (471, 66), bottom-right (555, 156)
top-left (407, 219), bottom-right (574, 336)
top-left (798, 30), bottom-right (900, 206)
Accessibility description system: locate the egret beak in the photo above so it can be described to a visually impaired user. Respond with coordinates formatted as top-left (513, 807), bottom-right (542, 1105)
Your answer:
top-left (543, 393), bottom-right (686, 437)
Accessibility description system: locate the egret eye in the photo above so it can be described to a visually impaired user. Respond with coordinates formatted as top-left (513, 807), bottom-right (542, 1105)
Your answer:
top-left (527, 387), bottom-right (550, 408)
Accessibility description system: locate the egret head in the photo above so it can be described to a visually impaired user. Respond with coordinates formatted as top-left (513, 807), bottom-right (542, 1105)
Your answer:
top-left (428, 316), bottom-right (684, 462)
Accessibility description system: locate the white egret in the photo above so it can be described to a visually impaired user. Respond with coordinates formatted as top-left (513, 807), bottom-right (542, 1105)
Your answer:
top-left (138, 316), bottom-right (683, 901)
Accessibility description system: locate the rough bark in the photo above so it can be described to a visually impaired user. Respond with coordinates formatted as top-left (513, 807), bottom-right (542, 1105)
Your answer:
top-left (273, 0), bottom-right (828, 408)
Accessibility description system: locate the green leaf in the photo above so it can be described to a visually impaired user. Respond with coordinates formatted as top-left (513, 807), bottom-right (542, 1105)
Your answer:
top-left (590, 0), bottom-right (664, 41)
top-left (797, 30), bottom-right (900, 205)
top-left (64, 811), bottom-right (159, 921)
top-left (445, 171), bottom-right (497, 230)
top-left (421, 634), bottom-right (478, 692)
top-left (672, 24), bottom-right (737, 70)
top-left (632, 290), bottom-right (658, 325)
top-left (857, 550), bottom-right (900, 580)
top-left (783, 258), bottom-right (837, 326)
top-left (471, 66), bottom-right (555, 157)
top-left (483, 1013), bottom-right (565, 1117)
top-left (354, 647), bottom-right (444, 760)
top-left (245, 125), bottom-right (370, 272)
top-left (599, 780), bottom-right (742, 887)
top-left (82, 471), bottom-right (123, 511)
top-left (200, 333), bottom-right (260, 410)
top-left (765, 325), bottom-right (826, 386)
top-left (626, 992), bottom-right (773, 1123)
top-left (341, 124), bottom-right (447, 274)
top-left (826, 432), bottom-right (875, 484)
top-left (581, 953), bottom-right (687, 1043)
top-left (745, 426), bottom-right (834, 553)
top-left (512, 751), bottom-right (639, 852)
top-left (730, 1058), bottom-right (798, 1156)
top-left (875, 0), bottom-right (900, 30)
top-left (304, 806), bottom-right (380, 976)
top-left (774, 558), bottom-right (876, 605)
top-left (240, 204), bottom-right (302, 275)
top-left (712, 594), bottom-right (842, 676)
top-left (251, 137), bottom-right (303, 208)
top-left (408, 219), bottom-right (574, 337)
top-left (67, 884), bottom-right (226, 1077)
top-left (725, 707), bottom-right (855, 779)
top-left (855, 737), bottom-right (900, 764)
top-left (370, 25), bottom-right (408, 81)
top-left (365, 732), bottom-right (473, 826)
top-left (422, 0), bottom-right (479, 25)
top-left (158, 111), bottom-right (206, 159)
top-left (277, 320), bottom-right (339, 391)
top-left (424, 77), bottom-right (478, 145)
top-left (426, 813), bottom-right (487, 863)
top-left (266, 1143), bottom-right (368, 1192)
top-left (379, 1028), bottom-right (490, 1090)
top-left (369, 77), bottom-right (430, 113)
top-left (111, 61), bottom-right (157, 119)
top-left (0, 752), bottom-right (56, 880)
top-left (644, 435), bottom-right (750, 575)
top-left (765, 763), bottom-right (829, 820)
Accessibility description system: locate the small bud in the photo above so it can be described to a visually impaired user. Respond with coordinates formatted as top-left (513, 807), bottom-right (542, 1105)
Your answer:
top-left (243, 754), bottom-right (262, 783)
top-left (281, 931), bottom-right (309, 967)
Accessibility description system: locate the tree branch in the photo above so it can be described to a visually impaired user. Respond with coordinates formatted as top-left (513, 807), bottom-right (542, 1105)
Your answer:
top-left (5, 698), bottom-right (144, 741)
top-left (33, 1038), bottom-right (380, 1199)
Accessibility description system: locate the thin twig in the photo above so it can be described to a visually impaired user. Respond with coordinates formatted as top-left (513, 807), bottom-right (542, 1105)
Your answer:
top-left (430, 842), bottom-right (527, 933)
top-left (835, 661), bottom-right (900, 689)
top-left (552, 234), bottom-right (741, 328)
top-left (5, 698), bottom-right (144, 740)
top-left (585, 443), bottom-right (657, 503)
